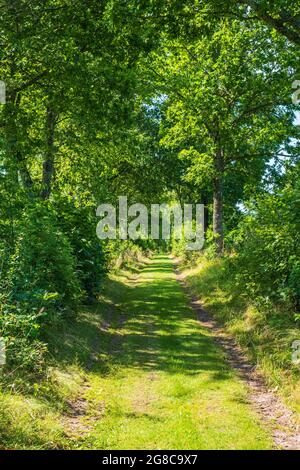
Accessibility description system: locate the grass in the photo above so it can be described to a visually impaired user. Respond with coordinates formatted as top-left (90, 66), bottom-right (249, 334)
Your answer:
top-left (179, 255), bottom-right (300, 416)
top-left (0, 255), bottom-right (273, 449)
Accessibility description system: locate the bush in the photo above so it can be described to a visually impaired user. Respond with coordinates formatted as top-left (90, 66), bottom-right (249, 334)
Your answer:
top-left (105, 239), bottom-right (149, 270)
top-left (53, 198), bottom-right (107, 298)
top-left (0, 306), bottom-right (47, 374)
top-left (0, 203), bottom-right (81, 374)
top-left (8, 203), bottom-right (81, 308)
top-left (231, 185), bottom-right (300, 309)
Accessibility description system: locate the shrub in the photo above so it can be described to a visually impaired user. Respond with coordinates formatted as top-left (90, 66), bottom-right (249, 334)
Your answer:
top-left (8, 203), bottom-right (81, 309)
top-left (232, 187), bottom-right (300, 309)
top-left (0, 203), bottom-right (81, 374)
top-left (105, 239), bottom-right (149, 270)
top-left (53, 198), bottom-right (107, 298)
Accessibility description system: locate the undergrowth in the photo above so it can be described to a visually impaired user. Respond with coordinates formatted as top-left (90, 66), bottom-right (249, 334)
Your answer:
top-left (179, 253), bottom-right (300, 414)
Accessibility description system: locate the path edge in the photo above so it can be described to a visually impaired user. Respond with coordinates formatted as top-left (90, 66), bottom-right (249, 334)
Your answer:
top-left (173, 258), bottom-right (300, 450)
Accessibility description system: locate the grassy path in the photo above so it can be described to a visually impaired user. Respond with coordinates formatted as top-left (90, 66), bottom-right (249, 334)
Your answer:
top-left (79, 255), bottom-right (272, 449)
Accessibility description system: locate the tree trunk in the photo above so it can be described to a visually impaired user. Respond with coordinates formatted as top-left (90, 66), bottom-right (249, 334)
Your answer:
top-left (213, 148), bottom-right (224, 255)
top-left (41, 105), bottom-right (56, 200)
top-left (237, 1), bottom-right (300, 46)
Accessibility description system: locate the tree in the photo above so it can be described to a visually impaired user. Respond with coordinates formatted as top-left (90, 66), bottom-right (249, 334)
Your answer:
top-left (213, 1), bottom-right (300, 46)
top-left (145, 19), bottom-right (298, 253)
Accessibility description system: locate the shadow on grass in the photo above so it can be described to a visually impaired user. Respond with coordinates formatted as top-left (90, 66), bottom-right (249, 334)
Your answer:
top-left (47, 256), bottom-right (232, 387)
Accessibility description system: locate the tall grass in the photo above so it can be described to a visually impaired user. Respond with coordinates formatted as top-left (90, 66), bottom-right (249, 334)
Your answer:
top-left (180, 254), bottom-right (300, 414)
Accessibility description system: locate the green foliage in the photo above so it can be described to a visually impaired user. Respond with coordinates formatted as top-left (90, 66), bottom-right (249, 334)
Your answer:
top-left (53, 198), bottom-right (106, 298)
top-left (105, 239), bottom-right (150, 271)
top-left (182, 254), bottom-right (300, 410)
top-left (0, 0), bottom-right (299, 446)
top-left (232, 180), bottom-right (300, 308)
top-left (144, 17), bottom-right (298, 252)
top-left (8, 203), bottom-right (81, 309)
top-left (0, 309), bottom-right (47, 375)
top-left (0, 203), bottom-right (81, 374)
